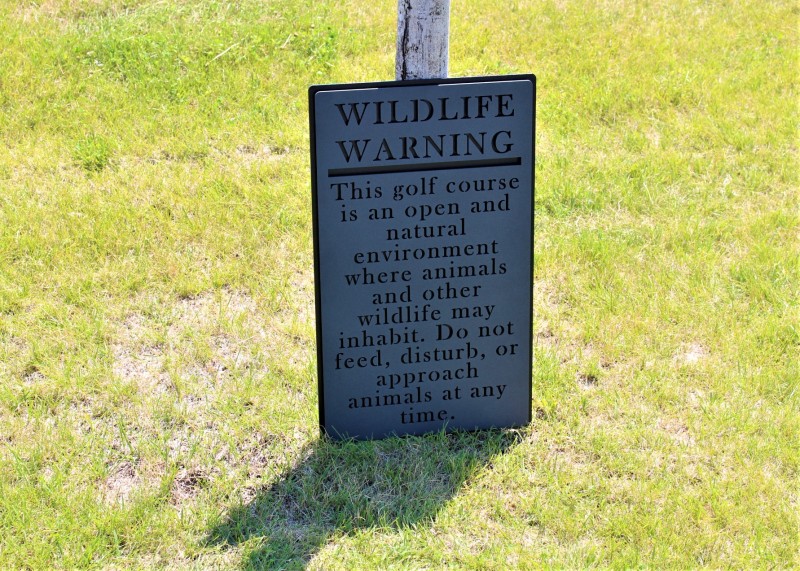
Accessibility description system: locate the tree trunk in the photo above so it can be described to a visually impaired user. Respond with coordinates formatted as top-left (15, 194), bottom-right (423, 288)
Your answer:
top-left (396, 0), bottom-right (450, 80)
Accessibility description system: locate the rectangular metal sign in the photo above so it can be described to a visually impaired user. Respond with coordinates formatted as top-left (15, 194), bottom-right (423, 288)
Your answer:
top-left (310, 75), bottom-right (535, 439)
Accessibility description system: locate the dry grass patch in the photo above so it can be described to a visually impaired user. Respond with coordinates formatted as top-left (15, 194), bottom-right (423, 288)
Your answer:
top-left (111, 288), bottom-right (275, 399)
top-left (101, 284), bottom-right (317, 510)
top-left (171, 467), bottom-right (212, 504)
top-left (101, 460), bottom-right (141, 506)
top-left (675, 341), bottom-right (709, 366)
top-left (657, 417), bottom-right (696, 447)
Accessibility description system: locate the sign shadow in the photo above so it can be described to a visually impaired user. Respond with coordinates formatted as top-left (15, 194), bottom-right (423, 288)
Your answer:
top-left (206, 429), bottom-right (521, 569)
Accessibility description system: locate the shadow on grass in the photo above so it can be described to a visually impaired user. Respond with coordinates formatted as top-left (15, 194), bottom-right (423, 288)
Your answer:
top-left (206, 429), bottom-right (521, 569)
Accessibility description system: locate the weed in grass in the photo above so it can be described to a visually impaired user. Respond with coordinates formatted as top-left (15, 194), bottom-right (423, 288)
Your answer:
top-left (72, 133), bottom-right (113, 172)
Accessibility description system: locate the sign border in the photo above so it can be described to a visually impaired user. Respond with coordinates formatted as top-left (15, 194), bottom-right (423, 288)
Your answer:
top-left (309, 74), bottom-right (536, 439)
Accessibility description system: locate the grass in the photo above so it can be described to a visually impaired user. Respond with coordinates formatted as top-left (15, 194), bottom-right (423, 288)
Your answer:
top-left (0, 0), bottom-right (797, 568)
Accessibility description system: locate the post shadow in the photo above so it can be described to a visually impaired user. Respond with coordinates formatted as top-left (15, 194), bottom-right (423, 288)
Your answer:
top-left (205, 428), bottom-right (522, 569)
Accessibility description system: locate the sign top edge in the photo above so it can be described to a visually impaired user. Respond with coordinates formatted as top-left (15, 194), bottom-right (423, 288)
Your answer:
top-left (309, 74), bottom-right (535, 97)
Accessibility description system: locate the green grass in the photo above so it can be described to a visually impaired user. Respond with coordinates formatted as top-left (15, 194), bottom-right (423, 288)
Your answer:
top-left (0, 0), bottom-right (798, 568)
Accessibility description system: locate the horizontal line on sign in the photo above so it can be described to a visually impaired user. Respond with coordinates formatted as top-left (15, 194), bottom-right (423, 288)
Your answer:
top-left (328, 157), bottom-right (522, 177)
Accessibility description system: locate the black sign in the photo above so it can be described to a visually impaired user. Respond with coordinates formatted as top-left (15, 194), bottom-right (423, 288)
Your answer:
top-left (310, 75), bottom-right (535, 439)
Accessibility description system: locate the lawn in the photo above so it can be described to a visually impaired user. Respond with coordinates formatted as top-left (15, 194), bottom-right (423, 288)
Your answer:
top-left (0, 0), bottom-right (797, 568)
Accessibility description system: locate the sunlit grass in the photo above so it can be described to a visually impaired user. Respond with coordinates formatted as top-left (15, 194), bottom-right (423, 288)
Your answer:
top-left (0, 0), bottom-right (797, 568)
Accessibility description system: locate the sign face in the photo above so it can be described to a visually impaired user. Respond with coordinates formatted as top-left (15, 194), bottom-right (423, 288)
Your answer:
top-left (310, 75), bottom-right (535, 440)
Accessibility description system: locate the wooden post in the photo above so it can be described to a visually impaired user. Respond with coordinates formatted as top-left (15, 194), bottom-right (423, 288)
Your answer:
top-left (396, 0), bottom-right (450, 80)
